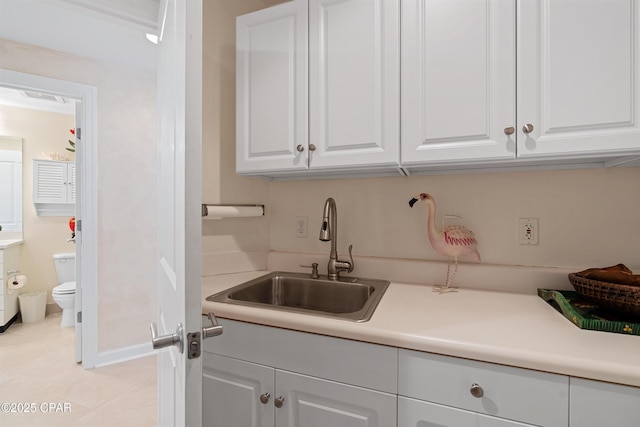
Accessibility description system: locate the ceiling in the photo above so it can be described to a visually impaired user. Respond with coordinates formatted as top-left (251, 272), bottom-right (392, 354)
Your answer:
top-left (0, 86), bottom-right (76, 115)
top-left (51, 0), bottom-right (160, 31)
top-left (0, 0), bottom-right (283, 114)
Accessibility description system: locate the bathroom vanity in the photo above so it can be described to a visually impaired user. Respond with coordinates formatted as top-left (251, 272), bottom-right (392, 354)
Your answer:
top-left (0, 239), bottom-right (22, 332)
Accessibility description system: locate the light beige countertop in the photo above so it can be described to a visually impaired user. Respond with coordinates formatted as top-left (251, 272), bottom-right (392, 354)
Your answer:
top-left (0, 239), bottom-right (23, 249)
top-left (202, 269), bottom-right (640, 389)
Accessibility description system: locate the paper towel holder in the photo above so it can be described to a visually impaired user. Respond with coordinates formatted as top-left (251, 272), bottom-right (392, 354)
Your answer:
top-left (201, 204), bottom-right (265, 219)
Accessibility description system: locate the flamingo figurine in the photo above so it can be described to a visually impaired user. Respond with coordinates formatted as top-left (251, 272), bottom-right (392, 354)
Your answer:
top-left (409, 193), bottom-right (481, 292)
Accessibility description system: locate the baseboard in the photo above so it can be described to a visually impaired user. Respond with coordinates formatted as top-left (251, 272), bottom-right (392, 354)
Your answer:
top-left (0, 313), bottom-right (19, 333)
top-left (94, 342), bottom-right (155, 368)
top-left (46, 303), bottom-right (62, 315)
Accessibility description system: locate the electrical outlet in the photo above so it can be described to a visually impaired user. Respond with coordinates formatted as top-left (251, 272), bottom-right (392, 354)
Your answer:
top-left (519, 218), bottom-right (539, 245)
top-left (295, 216), bottom-right (307, 238)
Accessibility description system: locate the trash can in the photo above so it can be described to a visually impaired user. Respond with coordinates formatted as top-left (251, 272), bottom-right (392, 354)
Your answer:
top-left (18, 291), bottom-right (47, 323)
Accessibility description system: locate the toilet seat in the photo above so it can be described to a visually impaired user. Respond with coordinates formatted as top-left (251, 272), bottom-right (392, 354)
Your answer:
top-left (53, 281), bottom-right (76, 295)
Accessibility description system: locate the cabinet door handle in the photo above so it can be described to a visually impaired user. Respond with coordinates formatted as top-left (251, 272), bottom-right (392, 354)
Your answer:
top-left (522, 123), bottom-right (534, 134)
top-left (504, 126), bottom-right (515, 135)
top-left (470, 383), bottom-right (484, 398)
top-left (308, 144), bottom-right (316, 152)
top-left (296, 144), bottom-right (305, 152)
top-left (259, 393), bottom-right (270, 404)
top-left (274, 396), bottom-right (285, 408)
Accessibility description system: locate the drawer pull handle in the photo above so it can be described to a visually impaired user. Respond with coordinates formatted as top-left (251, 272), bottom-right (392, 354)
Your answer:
top-left (274, 396), bottom-right (285, 408)
top-left (260, 393), bottom-right (270, 404)
top-left (470, 383), bottom-right (484, 398)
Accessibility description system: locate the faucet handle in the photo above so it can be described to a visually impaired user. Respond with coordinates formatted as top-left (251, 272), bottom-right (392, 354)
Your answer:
top-left (335, 245), bottom-right (355, 276)
top-left (300, 263), bottom-right (320, 279)
top-left (345, 245), bottom-right (354, 273)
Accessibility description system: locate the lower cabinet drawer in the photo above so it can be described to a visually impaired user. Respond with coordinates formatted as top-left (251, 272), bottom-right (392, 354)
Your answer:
top-left (570, 377), bottom-right (640, 427)
top-left (399, 396), bottom-right (536, 427)
top-left (398, 349), bottom-right (568, 427)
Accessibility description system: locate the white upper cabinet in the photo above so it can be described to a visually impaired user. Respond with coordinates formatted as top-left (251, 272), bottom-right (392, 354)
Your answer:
top-left (238, 0), bottom-right (640, 177)
top-left (308, 0), bottom-right (400, 170)
top-left (402, 0), bottom-right (640, 171)
top-left (517, 0), bottom-right (640, 160)
top-left (33, 159), bottom-right (75, 216)
top-left (236, 0), bottom-right (309, 174)
top-left (236, 0), bottom-right (401, 177)
top-left (401, 0), bottom-right (516, 165)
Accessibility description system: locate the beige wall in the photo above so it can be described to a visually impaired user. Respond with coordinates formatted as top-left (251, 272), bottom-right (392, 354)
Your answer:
top-left (0, 104), bottom-right (75, 299)
top-left (0, 38), bottom-right (157, 352)
top-left (201, 0), bottom-right (271, 273)
top-left (267, 167), bottom-right (640, 275)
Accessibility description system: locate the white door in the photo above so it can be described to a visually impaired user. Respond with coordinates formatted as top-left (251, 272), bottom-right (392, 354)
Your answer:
top-left (153, 0), bottom-right (204, 426)
top-left (517, 0), bottom-right (640, 159)
top-left (309, 0), bottom-right (400, 169)
top-left (400, 0), bottom-right (515, 165)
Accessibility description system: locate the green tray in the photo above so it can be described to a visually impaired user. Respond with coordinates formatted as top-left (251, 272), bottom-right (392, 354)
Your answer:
top-left (538, 289), bottom-right (640, 336)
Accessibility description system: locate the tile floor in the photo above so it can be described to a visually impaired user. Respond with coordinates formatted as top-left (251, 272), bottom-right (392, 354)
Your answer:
top-left (0, 313), bottom-right (157, 426)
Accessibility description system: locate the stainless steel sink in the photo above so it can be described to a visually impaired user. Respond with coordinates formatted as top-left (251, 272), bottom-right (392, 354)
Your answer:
top-left (206, 271), bottom-right (390, 322)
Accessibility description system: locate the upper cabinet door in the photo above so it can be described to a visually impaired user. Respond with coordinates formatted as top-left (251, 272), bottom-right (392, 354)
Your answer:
top-left (517, 0), bottom-right (640, 159)
top-left (309, 0), bottom-right (400, 169)
top-left (236, 0), bottom-right (308, 173)
top-left (33, 160), bottom-right (69, 204)
top-left (401, 0), bottom-right (516, 165)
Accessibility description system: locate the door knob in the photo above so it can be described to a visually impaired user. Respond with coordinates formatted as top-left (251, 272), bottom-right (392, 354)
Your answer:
top-left (522, 123), bottom-right (534, 134)
top-left (150, 322), bottom-right (183, 353)
top-left (308, 144), bottom-right (316, 151)
top-left (274, 396), bottom-right (285, 408)
top-left (470, 383), bottom-right (484, 398)
top-left (504, 126), bottom-right (515, 135)
top-left (202, 313), bottom-right (223, 339)
top-left (296, 144), bottom-right (305, 152)
top-left (260, 393), bottom-right (271, 404)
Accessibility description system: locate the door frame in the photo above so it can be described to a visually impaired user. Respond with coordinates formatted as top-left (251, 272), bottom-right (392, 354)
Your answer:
top-left (0, 68), bottom-right (99, 368)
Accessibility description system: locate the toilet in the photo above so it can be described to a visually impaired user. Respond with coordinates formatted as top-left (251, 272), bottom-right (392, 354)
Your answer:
top-left (52, 253), bottom-right (76, 327)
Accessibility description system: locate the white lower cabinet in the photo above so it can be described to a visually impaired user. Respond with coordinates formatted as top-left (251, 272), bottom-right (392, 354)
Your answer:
top-left (202, 319), bottom-right (398, 427)
top-left (0, 244), bottom-right (21, 331)
top-left (203, 353), bottom-right (273, 426)
top-left (398, 349), bottom-right (569, 427)
top-left (276, 370), bottom-right (396, 427)
top-left (203, 353), bottom-right (396, 427)
top-left (399, 396), bottom-right (535, 427)
top-left (569, 378), bottom-right (640, 427)
top-left (203, 319), bottom-right (640, 427)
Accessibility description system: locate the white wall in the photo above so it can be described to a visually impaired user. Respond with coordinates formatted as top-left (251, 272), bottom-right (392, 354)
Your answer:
top-left (0, 37), bottom-right (157, 353)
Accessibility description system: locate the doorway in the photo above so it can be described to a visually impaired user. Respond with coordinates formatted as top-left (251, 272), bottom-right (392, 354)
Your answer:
top-left (0, 68), bottom-right (98, 368)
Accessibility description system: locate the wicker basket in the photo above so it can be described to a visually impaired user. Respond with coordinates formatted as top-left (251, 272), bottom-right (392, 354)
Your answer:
top-left (569, 273), bottom-right (640, 319)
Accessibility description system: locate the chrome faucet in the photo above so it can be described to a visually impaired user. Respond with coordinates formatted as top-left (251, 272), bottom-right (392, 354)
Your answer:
top-left (319, 197), bottom-right (354, 280)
